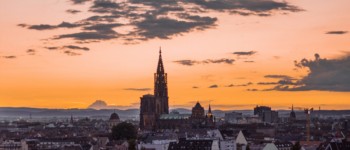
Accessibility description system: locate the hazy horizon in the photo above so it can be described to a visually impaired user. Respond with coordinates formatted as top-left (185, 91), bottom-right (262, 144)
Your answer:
top-left (1, 0), bottom-right (349, 110)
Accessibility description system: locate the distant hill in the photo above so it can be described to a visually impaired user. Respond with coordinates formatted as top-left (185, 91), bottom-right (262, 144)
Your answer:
top-left (0, 107), bottom-right (139, 120)
top-left (87, 100), bottom-right (133, 110)
top-left (1, 107), bottom-right (350, 121)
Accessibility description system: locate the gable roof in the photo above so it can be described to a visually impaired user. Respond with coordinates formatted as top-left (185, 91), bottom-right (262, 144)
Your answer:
top-left (263, 143), bottom-right (278, 150)
top-left (236, 130), bottom-right (248, 145)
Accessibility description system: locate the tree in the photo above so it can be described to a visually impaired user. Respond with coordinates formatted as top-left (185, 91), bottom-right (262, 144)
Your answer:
top-left (292, 141), bottom-right (301, 150)
top-left (111, 122), bottom-right (137, 141)
top-left (246, 144), bottom-right (250, 150)
top-left (128, 139), bottom-right (136, 150)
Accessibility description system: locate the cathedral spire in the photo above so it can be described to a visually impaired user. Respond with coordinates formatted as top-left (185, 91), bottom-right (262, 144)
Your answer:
top-left (155, 48), bottom-right (167, 97)
top-left (207, 104), bottom-right (213, 118)
top-left (208, 104), bottom-right (212, 113)
top-left (156, 47), bottom-right (164, 74)
top-left (154, 48), bottom-right (169, 113)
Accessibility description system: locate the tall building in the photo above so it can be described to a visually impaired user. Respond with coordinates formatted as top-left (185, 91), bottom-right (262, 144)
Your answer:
top-left (140, 49), bottom-right (169, 130)
top-left (289, 105), bottom-right (296, 122)
top-left (254, 105), bottom-right (279, 123)
top-left (139, 49), bottom-right (215, 130)
top-left (154, 49), bottom-right (169, 115)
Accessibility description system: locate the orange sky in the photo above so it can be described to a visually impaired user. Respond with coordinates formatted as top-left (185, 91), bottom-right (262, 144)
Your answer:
top-left (0, 0), bottom-right (350, 110)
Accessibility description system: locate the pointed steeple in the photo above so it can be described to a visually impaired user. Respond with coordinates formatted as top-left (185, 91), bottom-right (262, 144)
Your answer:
top-left (156, 47), bottom-right (164, 74)
top-left (70, 115), bottom-right (74, 123)
top-left (208, 104), bottom-right (212, 113)
top-left (207, 104), bottom-right (213, 118)
top-left (154, 47), bottom-right (169, 114)
top-left (292, 104), bottom-right (294, 111)
top-left (154, 47), bottom-right (167, 97)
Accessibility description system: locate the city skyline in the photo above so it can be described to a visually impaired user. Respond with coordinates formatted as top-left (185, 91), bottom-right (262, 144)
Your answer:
top-left (1, 0), bottom-right (350, 110)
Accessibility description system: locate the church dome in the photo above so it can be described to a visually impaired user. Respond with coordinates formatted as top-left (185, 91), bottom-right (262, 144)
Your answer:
top-left (110, 112), bottom-right (120, 120)
top-left (194, 102), bottom-right (203, 109)
top-left (192, 102), bottom-right (205, 118)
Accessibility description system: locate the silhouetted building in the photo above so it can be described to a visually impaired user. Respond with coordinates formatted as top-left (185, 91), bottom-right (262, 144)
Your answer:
top-left (109, 111), bottom-right (120, 129)
top-left (290, 105), bottom-right (296, 122)
top-left (168, 138), bottom-right (214, 150)
top-left (254, 105), bottom-right (278, 123)
top-left (225, 112), bottom-right (243, 124)
top-left (140, 49), bottom-right (169, 130)
top-left (139, 49), bottom-right (214, 130)
top-left (190, 102), bottom-right (215, 128)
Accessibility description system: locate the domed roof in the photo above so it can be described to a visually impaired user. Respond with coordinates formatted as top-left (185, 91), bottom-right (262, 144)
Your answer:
top-left (110, 112), bottom-right (120, 120)
top-left (194, 102), bottom-right (202, 108)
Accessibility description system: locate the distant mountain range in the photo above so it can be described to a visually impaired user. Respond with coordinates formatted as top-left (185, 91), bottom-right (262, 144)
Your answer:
top-left (2, 107), bottom-right (350, 121)
top-left (1, 100), bottom-right (350, 120)
top-left (0, 107), bottom-right (252, 120)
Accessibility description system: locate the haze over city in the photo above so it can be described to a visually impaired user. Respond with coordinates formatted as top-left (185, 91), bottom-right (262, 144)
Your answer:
top-left (1, 0), bottom-right (350, 110)
top-left (2, 1), bottom-right (350, 150)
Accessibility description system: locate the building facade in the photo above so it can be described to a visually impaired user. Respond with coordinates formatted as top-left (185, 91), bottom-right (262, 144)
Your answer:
top-left (140, 49), bottom-right (169, 130)
top-left (139, 49), bottom-right (215, 130)
top-left (254, 105), bottom-right (278, 123)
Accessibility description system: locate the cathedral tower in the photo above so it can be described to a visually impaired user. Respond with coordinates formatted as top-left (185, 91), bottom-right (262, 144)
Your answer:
top-left (154, 48), bottom-right (169, 115)
top-left (140, 48), bottom-right (169, 130)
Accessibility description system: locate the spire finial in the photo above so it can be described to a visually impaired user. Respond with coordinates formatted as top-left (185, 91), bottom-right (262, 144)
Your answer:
top-left (159, 47), bottom-right (162, 54)
top-left (208, 104), bottom-right (212, 113)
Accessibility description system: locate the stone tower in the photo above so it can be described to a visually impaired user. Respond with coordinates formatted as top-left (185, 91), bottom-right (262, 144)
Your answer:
top-left (154, 48), bottom-right (169, 115)
top-left (140, 48), bottom-right (169, 130)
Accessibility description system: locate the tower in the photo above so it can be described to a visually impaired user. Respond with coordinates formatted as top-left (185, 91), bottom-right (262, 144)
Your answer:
top-left (140, 48), bottom-right (169, 130)
top-left (290, 104), bottom-right (296, 122)
top-left (154, 48), bottom-right (169, 115)
top-left (207, 104), bottom-right (213, 118)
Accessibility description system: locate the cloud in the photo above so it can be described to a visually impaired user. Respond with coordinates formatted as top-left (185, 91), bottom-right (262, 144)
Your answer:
top-left (257, 82), bottom-right (278, 85)
top-left (173, 60), bottom-right (198, 66)
top-left (1, 56), bottom-right (16, 59)
top-left (55, 31), bottom-right (117, 41)
top-left (132, 14), bottom-right (217, 40)
top-left (66, 9), bottom-right (81, 14)
top-left (18, 22), bottom-right (83, 30)
top-left (26, 49), bottom-right (36, 55)
top-left (44, 45), bottom-right (87, 56)
top-left (187, 0), bottom-right (303, 13)
top-left (247, 88), bottom-right (258, 91)
top-left (233, 51), bottom-right (257, 56)
top-left (209, 84), bottom-right (219, 88)
top-left (45, 47), bottom-right (60, 50)
top-left (63, 45), bottom-right (90, 51)
top-left (174, 58), bottom-right (235, 66)
top-left (192, 86), bottom-right (199, 89)
top-left (325, 31), bottom-right (348, 35)
top-left (19, 0), bottom-right (302, 44)
top-left (264, 74), bottom-right (294, 80)
top-left (226, 82), bottom-right (253, 87)
top-left (69, 0), bottom-right (92, 5)
top-left (258, 74), bottom-right (298, 89)
top-left (123, 88), bottom-right (152, 91)
top-left (64, 51), bottom-right (81, 56)
top-left (44, 45), bottom-right (90, 53)
top-left (25, 24), bottom-right (56, 30)
top-left (269, 53), bottom-right (350, 91)
top-left (83, 23), bottom-right (122, 33)
top-left (244, 60), bottom-right (255, 63)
